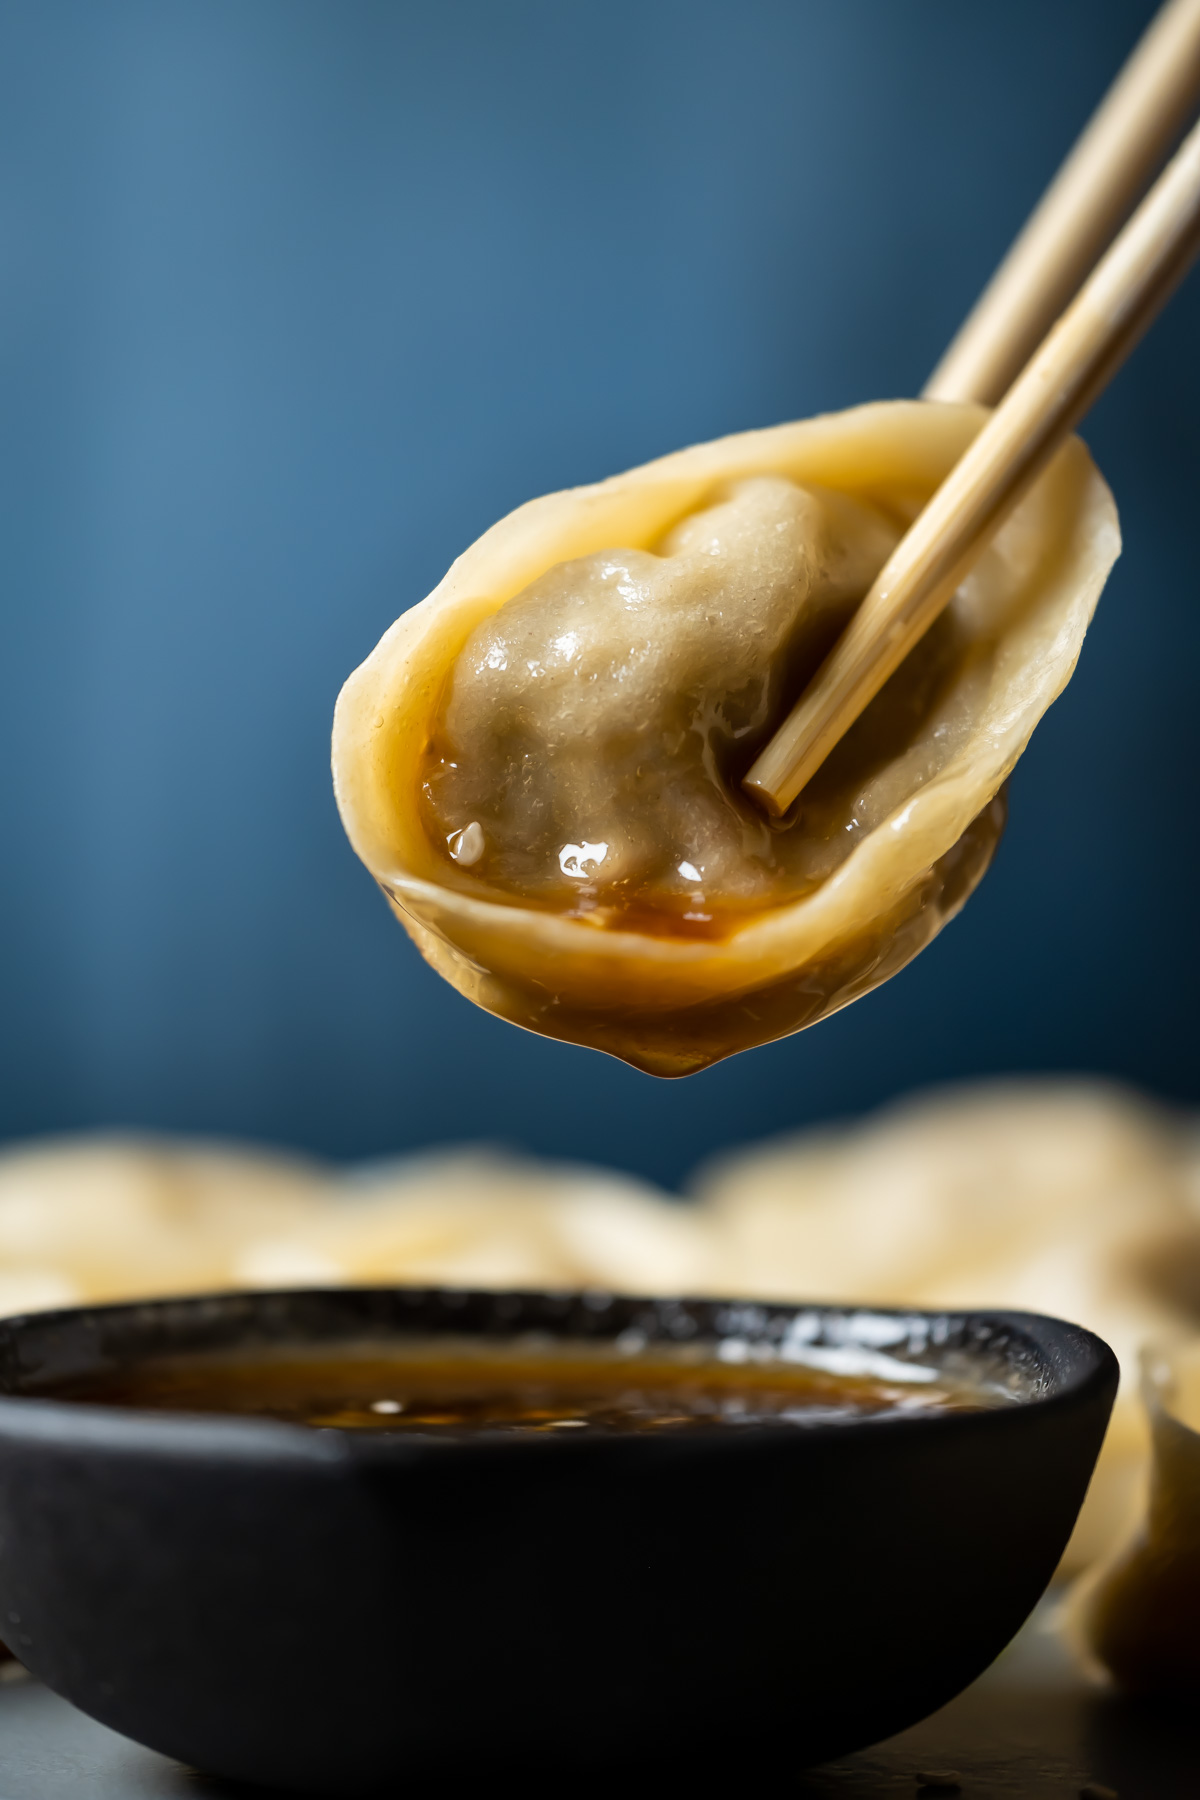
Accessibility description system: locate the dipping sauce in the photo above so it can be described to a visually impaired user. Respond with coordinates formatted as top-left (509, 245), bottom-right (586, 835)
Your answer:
top-left (33, 1337), bottom-right (1012, 1435)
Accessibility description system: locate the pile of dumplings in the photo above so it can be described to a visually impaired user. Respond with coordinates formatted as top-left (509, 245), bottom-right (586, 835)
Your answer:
top-left (4, 1078), bottom-right (1200, 1590)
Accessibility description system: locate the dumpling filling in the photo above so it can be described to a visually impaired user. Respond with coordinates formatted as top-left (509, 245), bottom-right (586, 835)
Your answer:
top-left (421, 476), bottom-right (983, 936)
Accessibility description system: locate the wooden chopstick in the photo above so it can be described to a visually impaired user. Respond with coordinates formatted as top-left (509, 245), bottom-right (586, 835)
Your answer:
top-left (925, 0), bottom-right (1200, 406)
top-left (743, 112), bottom-right (1200, 819)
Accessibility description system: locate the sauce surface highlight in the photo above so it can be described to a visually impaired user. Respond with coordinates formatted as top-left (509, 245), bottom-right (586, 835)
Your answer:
top-left (35, 1337), bottom-right (1011, 1435)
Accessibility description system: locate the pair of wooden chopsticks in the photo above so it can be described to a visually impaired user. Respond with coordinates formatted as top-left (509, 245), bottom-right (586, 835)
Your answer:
top-left (744, 0), bottom-right (1200, 819)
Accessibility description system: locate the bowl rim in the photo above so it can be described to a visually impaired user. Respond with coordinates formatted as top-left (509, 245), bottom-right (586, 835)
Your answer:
top-left (0, 1285), bottom-right (1119, 1466)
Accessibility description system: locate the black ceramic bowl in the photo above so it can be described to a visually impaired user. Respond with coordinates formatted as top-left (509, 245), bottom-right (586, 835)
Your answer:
top-left (0, 1287), bottom-right (1115, 1792)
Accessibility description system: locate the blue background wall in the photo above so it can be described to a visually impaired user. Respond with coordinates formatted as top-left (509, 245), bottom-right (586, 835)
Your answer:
top-left (0, 0), bottom-right (1195, 1187)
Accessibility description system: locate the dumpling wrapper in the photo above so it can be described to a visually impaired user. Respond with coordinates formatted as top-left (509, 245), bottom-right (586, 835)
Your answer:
top-left (0, 1135), bottom-right (332, 1311)
top-left (234, 1151), bottom-right (716, 1296)
top-left (333, 401), bottom-right (1119, 1075)
top-left (0, 1134), bottom-right (717, 1314)
top-left (1074, 1338), bottom-right (1200, 1694)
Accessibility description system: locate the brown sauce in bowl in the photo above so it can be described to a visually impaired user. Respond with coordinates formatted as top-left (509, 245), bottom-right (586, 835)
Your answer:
top-left (33, 1337), bottom-right (1010, 1435)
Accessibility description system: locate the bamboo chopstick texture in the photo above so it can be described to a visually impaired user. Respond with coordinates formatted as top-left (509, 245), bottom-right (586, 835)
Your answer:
top-left (925, 0), bottom-right (1200, 406)
top-left (745, 114), bottom-right (1200, 818)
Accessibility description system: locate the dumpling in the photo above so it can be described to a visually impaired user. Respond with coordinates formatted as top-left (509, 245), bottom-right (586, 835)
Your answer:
top-left (0, 1135), bottom-right (332, 1311)
top-left (1074, 1338), bottom-right (1200, 1696)
top-left (333, 402), bottom-right (1118, 1075)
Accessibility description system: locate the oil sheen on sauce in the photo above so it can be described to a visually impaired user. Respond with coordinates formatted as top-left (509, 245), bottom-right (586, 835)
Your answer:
top-left (34, 1338), bottom-right (1011, 1435)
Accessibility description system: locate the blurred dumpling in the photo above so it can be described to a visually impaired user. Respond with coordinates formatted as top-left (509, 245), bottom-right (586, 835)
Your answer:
top-left (234, 1150), bottom-right (718, 1297)
top-left (1075, 1338), bottom-right (1200, 1695)
top-left (0, 1135), bottom-right (331, 1312)
top-left (692, 1080), bottom-right (1200, 1574)
top-left (0, 1136), bottom-right (719, 1315)
top-left (333, 401), bottom-right (1118, 1074)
